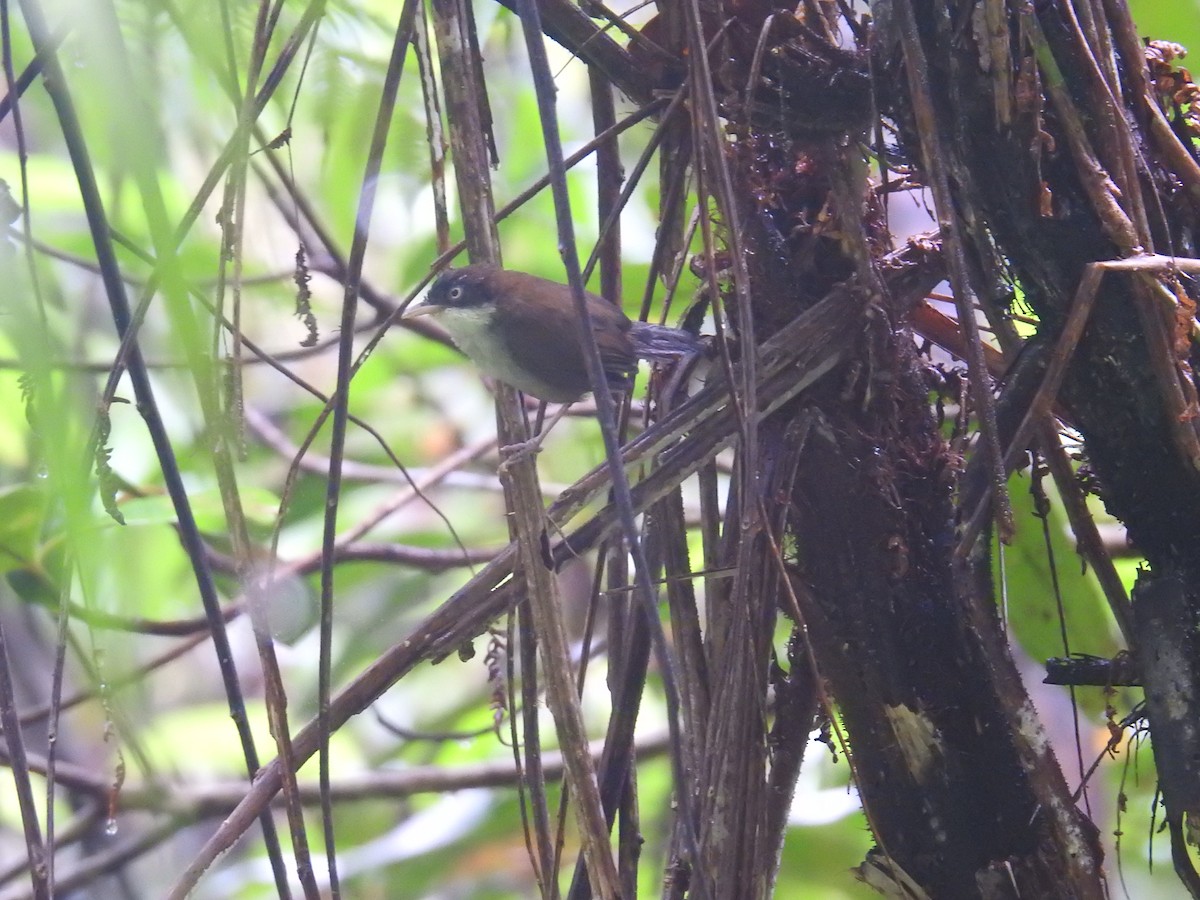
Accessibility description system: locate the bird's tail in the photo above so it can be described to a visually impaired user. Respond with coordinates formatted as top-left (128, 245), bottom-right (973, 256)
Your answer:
top-left (629, 322), bottom-right (703, 361)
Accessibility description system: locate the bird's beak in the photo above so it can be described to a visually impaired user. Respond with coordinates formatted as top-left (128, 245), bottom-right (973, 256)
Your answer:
top-left (402, 300), bottom-right (438, 320)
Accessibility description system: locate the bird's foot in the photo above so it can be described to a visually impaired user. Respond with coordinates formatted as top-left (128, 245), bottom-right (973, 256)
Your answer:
top-left (498, 437), bottom-right (545, 473)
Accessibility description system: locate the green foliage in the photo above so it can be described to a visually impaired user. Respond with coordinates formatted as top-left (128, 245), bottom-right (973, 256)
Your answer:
top-left (999, 470), bottom-right (1120, 666)
top-left (0, 484), bottom-right (48, 576)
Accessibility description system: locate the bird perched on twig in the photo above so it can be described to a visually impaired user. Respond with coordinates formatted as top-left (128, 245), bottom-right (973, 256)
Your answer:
top-left (403, 264), bottom-right (702, 404)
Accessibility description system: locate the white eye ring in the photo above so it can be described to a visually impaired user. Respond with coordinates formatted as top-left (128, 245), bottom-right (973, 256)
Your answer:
top-left (448, 286), bottom-right (463, 300)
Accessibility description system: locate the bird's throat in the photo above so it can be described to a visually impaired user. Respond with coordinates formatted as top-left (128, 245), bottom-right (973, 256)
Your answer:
top-left (434, 306), bottom-right (580, 403)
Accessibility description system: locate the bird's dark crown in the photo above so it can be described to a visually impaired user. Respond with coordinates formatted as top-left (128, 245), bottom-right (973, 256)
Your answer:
top-left (426, 266), bottom-right (495, 310)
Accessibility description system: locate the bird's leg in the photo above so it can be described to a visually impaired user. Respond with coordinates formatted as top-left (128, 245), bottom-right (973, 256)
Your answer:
top-left (498, 401), bottom-right (573, 470)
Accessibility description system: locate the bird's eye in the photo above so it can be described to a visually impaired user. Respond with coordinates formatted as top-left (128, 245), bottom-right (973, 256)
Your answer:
top-left (448, 286), bottom-right (463, 301)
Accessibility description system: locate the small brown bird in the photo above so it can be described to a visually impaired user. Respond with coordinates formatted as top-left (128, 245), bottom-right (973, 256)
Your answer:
top-left (403, 264), bottom-right (700, 403)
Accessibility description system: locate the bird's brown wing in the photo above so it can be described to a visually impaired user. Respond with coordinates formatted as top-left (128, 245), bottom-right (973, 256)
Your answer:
top-left (496, 290), bottom-right (636, 398)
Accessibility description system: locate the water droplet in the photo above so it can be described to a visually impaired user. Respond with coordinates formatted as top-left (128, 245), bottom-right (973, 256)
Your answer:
top-left (104, 818), bottom-right (118, 836)
top-left (35, 466), bottom-right (48, 479)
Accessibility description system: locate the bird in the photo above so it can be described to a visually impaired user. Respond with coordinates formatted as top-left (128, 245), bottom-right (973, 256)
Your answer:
top-left (403, 264), bottom-right (701, 404)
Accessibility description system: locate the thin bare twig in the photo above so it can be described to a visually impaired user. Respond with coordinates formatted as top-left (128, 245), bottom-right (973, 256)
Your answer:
top-left (312, 3), bottom-right (421, 895)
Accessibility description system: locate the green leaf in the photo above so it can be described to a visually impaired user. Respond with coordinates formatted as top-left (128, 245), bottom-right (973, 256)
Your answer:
top-left (0, 484), bottom-right (47, 575)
